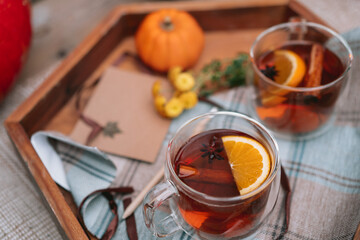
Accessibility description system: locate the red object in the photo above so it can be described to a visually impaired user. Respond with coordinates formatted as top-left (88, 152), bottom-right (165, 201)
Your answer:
top-left (0, 0), bottom-right (31, 102)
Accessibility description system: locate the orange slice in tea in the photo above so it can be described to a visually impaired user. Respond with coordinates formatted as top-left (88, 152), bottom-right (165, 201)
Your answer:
top-left (221, 136), bottom-right (271, 195)
top-left (273, 50), bottom-right (306, 86)
top-left (262, 50), bottom-right (306, 106)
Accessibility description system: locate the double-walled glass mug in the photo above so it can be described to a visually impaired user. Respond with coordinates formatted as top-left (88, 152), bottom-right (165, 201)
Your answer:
top-left (247, 21), bottom-right (353, 139)
top-left (143, 112), bottom-right (281, 239)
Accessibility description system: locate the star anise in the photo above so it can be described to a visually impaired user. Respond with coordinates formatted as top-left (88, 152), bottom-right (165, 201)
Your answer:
top-left (103, 121), bottom-right (122, 138)
top-left (200, 136), bottom-right (224, 164)
top-left (260, 65), bottom-right (278, 80)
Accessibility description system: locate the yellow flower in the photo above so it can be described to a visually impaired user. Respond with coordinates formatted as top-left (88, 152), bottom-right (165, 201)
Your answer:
top-left (164, 97), bottom-right (184, 118)
top-left (154, 95), bottom-right (167, 117)
top-left (152, 80), bottom-right (162, 97)
top-left (174, 72), bottom-right (195, 92)
top-left (168, 66), bottom-right (183, 84)
top-left (153, 69), bottom-right (197, 118)
top-left (179, 91), bottom-right (198, 109)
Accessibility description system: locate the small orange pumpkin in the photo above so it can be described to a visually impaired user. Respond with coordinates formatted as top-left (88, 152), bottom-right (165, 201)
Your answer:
top-left (135, 9), bottom-right (205, 72)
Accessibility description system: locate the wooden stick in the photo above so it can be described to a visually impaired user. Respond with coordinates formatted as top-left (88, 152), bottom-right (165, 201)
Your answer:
top-left (304, 43), bottom-right (324, 90)
top-left (179, 165), bottom-right (234, 184)
top-left (122, 167), bottom-right (165, 219)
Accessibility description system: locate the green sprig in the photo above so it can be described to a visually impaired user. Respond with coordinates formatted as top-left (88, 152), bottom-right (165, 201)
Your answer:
top-left (195, 53), bottom-right (250, 97)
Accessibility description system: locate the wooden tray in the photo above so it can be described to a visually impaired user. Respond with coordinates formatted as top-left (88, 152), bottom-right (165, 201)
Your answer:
top-left (4, 0), bottom-right (328, 239)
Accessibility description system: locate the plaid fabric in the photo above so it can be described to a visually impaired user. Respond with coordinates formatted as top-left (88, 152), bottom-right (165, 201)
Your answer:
top-left (31, 28), bottom-right (360, 240)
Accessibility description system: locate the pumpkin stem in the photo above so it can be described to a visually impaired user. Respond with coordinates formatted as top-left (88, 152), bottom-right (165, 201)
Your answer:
top-left (161, 16), bottom-right (174, 31)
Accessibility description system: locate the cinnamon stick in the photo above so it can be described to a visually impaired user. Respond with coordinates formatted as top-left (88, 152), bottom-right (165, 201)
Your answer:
top-left (179, 165), bottom-right (234, 184)
top-left (304, 43), bottom-right (324, 92)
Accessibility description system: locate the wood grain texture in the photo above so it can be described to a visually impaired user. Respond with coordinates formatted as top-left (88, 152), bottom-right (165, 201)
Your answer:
top-left (5, 1), bottom-right (323, 239)
top-left (354, 223), bottom-right (360, 240)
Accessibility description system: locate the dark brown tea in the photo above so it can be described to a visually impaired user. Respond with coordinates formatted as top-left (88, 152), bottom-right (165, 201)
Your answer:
top-left (255, 41), bottom-right (345, 134)
top-left (174, 129), bottom-right (271, 237)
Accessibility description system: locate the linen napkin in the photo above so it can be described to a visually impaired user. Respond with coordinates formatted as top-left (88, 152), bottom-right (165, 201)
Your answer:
top-left (31, 131), bottom-right (120, 238)
top-left (31, 27), bottom-right (360, 240)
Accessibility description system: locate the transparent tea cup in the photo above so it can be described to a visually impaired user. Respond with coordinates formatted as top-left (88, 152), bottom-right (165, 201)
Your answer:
top-left (247, 21), bottom-right (353, 140)
top-left (143, 112), bottom-right (281, 239)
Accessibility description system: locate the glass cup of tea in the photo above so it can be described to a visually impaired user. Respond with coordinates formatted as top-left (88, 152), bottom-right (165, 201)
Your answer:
top-left (143, 111), bottom-right (281, 239)
top-left (247, 21), bottom-right (353, 139)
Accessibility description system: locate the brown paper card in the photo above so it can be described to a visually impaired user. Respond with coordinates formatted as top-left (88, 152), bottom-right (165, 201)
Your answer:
top-left (70, 67), bottom-right (171, 163)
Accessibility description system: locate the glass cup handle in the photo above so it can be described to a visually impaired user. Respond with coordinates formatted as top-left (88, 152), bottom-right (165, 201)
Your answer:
top-left (143, 181), bottom-right (181, 237)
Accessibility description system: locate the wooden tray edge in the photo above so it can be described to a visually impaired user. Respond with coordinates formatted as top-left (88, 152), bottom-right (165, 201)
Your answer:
top-left (289, 0), bottom-right (333, 29)
top-left (4, 121), bottom-right (88, 239)
top-left (113, 0), bottom-right (289, 13)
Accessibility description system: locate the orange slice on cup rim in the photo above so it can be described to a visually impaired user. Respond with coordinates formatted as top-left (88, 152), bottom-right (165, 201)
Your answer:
top-left (261, 49), bottom-right (306, 106)
top-left (222, 135), bottom-right (271, 195)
